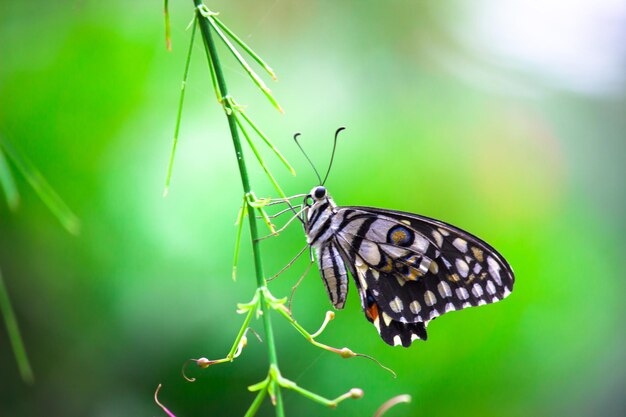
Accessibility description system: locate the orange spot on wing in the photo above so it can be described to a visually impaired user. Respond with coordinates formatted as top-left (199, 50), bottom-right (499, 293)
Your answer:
top-left (391, 230), bottom-right (407, 244)
top-left (380, 255), bottom-right (394, 272)
top-left (366, 302), bottom-right (379, 321)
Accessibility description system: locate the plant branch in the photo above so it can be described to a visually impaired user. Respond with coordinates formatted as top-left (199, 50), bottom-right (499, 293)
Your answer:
top-left (192, 2), bottom-right (284, 415)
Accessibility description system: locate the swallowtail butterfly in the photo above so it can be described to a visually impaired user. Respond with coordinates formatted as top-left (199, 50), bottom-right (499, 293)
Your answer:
top-left (303, 186), bottom-right (515, 347)
top-left (291, 129), bottom-right (514, 347)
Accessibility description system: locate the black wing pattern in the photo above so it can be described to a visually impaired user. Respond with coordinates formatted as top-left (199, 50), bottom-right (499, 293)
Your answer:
top-left (332, 207), bottom-right (515, 347)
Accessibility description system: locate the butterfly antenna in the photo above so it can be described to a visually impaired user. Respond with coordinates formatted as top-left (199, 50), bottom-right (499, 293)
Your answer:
top-left (322, 127), bottom-right (345, 186)
top-left (294, 133), bottom-right (322, 184)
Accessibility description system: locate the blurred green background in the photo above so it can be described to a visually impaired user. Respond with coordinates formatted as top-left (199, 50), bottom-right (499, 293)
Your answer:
top-left (1, 1), bottom-right (625, 416)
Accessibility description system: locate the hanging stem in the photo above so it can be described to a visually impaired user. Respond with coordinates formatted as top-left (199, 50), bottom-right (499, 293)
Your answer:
top-left (164, 17), bottom-right (197, 196)
top-left (192, 1), bottom-right (284, 416)
top-left (0, 268), bottom-right (34, 383)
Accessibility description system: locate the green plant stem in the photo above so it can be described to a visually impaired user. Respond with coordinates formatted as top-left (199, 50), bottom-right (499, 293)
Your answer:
top-left (164, 17), bottom-right (197, 196)
top-left (244, 386), bottom-right (268, 417)
top-left (193, 2), bottom-right (284, 416)
top-left (163, 0), bottom-right (172, 51)
top-left (0, 268), bottom-right (34, 383)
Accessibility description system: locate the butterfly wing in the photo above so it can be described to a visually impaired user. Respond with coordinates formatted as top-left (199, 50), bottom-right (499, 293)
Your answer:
top-left (339, 255), bottom-right (429, 347)
top-left (332, 207), bottom-right (515, 347)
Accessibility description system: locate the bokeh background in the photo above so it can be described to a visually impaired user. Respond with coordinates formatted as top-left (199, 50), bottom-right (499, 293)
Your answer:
top-left (1, 1), bottom-right (625, 416)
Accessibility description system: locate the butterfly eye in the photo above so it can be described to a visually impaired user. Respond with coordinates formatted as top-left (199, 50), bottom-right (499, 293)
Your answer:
top-left (313, 186), bottom-right (326, 199)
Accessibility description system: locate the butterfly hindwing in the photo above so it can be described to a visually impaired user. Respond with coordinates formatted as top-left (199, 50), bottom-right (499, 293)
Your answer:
top-left (338, 247), bottom-right (429, 347)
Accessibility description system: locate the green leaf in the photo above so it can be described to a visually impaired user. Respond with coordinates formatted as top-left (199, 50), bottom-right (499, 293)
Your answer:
top-left (232, 111), bottom-right (287, 199)
top-left (0, 135), bottom-right (80, 235)
top-left (0, 147), bottom-right (19, 210)
top-left (237, 108), bottom-right (295, 176)
top-left (232, 201), bottom-right (248, 281)
top-left (205, 15), bottom-right (283, 113)
top-left (212, 17), bottom-right (277, 80)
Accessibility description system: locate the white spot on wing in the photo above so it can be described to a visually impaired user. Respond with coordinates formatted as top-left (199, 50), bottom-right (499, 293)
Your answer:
top-left (424, 290), bottom-right (437, 306)
top-left (487, 256), bottom-right (503, 285)
top-left (456, 287), bottom-right (470, 300)
top-left (456, 259), bottom-right (470, 278)
top-left (389, 297), bottom-right (404, 313)
top-left (453, 238), bottom-right (468, 253)
top-left (486, 280), bottom-right (496, 295)
top-left (432, 230), bottom-right (444, 247)
top-left (356, 262), bottom-right (369, 289)
top-left (472, 283), bottom-right (484, 297)
top-left (445, 303), bottom-right (455, 312)
top-left (395, 275), bottom-right (407, 287)
top-left (409, 300), bottom-right (421, 314)
top-left (437, 281), bottom-right (452, 298)
top-left (438, 228), bottom-right (450, 236)
top-left (382, 312), bottom-right (393, 326)
top-left (393, 335), bottom-right (402, 346)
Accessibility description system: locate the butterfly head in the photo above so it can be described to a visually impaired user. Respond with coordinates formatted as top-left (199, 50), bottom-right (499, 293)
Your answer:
top-left (304, 185), bottom-right (335, 209)
top-left (303, 185), bottom-right (336, 238)
top-left (312, 186), bottom-right (327, 201)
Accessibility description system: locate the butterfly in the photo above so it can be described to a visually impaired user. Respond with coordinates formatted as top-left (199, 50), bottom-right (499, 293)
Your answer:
top-left (302, 185), bottom-right (515, 347)
top-left (283, 128), bottom-right (515, 347)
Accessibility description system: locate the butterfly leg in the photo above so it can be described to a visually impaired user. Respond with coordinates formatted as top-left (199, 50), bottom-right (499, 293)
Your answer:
top-left (288, 253), bottom-right (314, 312)
top-left (264, 194), bottom-right (307, 205)
top-left (255, 206), bottom-right (307, 241)
top-left (267, 244), bottom-right (309, 282)
top-left (257, 204), bottom-right (303, 219)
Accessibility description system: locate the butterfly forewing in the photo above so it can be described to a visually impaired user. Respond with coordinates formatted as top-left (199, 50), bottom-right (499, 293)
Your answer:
top-left (339, 207), bottom-right (513, 313)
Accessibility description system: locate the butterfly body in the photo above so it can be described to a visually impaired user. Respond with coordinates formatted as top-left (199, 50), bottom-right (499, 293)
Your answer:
top-left (303, 185), bottom-right (515, 347)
